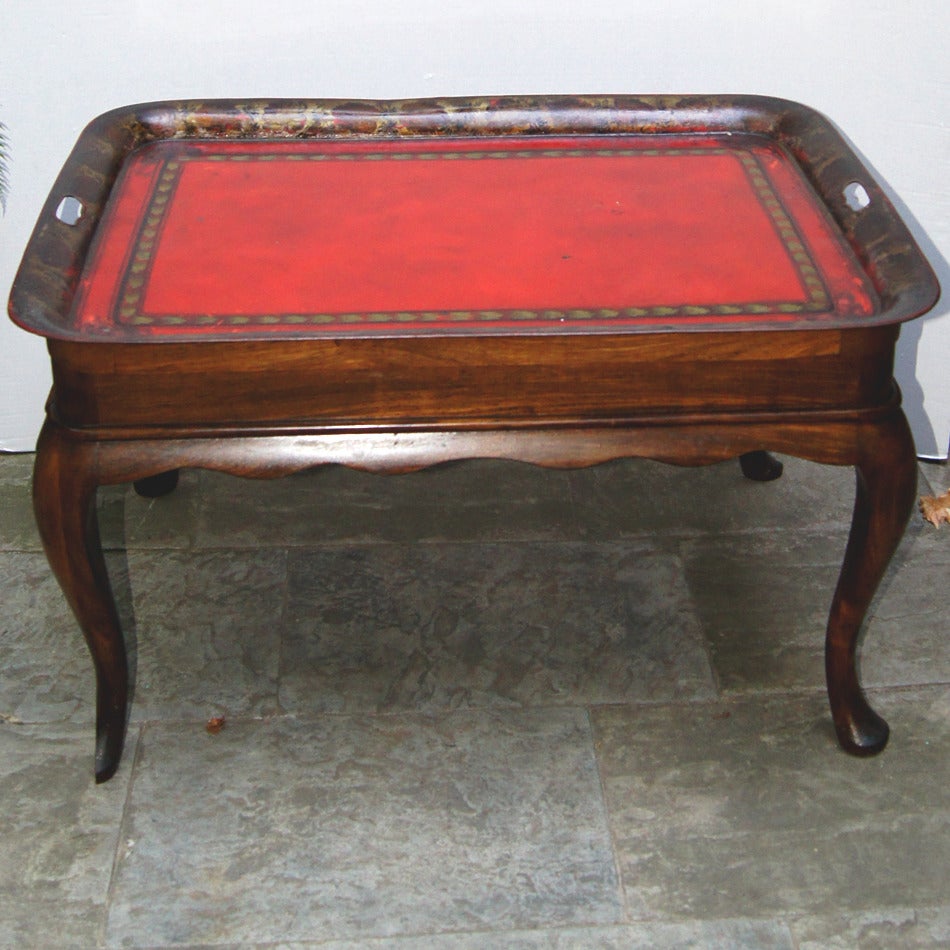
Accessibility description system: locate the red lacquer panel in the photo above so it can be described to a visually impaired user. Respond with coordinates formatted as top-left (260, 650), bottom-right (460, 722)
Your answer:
top-left (73, 134), bottom-right (876, 338)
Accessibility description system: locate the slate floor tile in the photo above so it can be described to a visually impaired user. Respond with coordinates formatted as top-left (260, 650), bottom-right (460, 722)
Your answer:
top-left (920, 460), bottom-right (950, 495)
top-left (0, 451), bottom-right (41, 551)
top-left (681, 530), bottom-right (848, 695)
top-left (100, 469), bottom-right (203, 551)
top-left (683, 523), bottom-right (950, 694)
top-left (0, 722), bottom-right (133, 947)
top-left (860, 534), bottom-right (950, 688)
top-left (279, 542), bottom-right (715, 714)
top-left (790, 905), bottom-right (950, 949)
top-left (902, 508), bottom-right (950, 562)
top-left (106, 710), bottom-right (620, 946)
top-left (275, 917), bottom-right (795, 948)
top-left (569, 455), bottom-right (856, 539)
top-left (3, 450), bottom-right (947, 947)
top-left (195, 460), bottom-right (578, 549)
top-left (124, 549), bottom-right (287, 721)
top-left (592, 687), bottom-right (950, 922)
top-left (0, 551), bottom-right (95, 725)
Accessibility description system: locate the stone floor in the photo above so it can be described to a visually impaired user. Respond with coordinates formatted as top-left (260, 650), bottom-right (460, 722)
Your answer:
top-left (1, 451), bottom-right (947, 949)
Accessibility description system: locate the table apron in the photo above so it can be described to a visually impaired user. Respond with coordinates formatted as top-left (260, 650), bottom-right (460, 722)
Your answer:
top-left (46, 327), bottom-right (897, 431)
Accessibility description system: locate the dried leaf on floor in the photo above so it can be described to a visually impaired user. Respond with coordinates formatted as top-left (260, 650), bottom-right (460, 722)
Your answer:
top-left (919, 490), bottom-right (950, 528)
top-left (205, 716), bottom-right (226, 735)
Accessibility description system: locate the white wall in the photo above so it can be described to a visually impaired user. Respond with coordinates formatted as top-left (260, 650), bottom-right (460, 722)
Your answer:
top-left (2, 0), bottom-right (948, 454)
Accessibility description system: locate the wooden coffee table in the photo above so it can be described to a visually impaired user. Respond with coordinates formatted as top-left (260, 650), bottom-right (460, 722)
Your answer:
top-left (9, 96), bottom-right (939, 782)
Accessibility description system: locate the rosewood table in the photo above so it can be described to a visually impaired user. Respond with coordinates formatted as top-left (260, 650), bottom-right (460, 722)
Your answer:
top-left (8, 96), bottom-right (939, 782)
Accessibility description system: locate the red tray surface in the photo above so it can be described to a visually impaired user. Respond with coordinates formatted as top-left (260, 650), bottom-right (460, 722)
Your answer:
top-left (73, 134), bottom-right (877, 339)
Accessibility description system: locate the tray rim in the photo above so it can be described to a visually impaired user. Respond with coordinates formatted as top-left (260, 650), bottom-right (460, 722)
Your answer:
top-left (7, 94), bottom-right (940, 343)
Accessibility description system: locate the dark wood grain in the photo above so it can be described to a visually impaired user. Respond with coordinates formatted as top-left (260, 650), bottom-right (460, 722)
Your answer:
top-left (33, 421), bottom-right (128, 783)
top-left (45, 327), bottom-right (895, 432)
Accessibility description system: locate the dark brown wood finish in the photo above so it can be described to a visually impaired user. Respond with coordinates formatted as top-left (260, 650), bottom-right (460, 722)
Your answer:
top-left (10, 97), bottom-right (940, 782)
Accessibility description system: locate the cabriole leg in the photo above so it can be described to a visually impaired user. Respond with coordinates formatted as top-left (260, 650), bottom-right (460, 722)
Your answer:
top-left (825, 415), bottom-right (917, 755)
top-left (32, 421), bottom-right (128, 782)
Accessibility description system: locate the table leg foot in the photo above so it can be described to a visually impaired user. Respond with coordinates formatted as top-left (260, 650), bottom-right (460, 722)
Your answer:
top-left (829, 693), bottom-right (890, 756)
top-left (825, 415), bottom-right (917, 756)
top-left (133, 469), bottom-right (179, 498)
top-left (94, 722), bottom-right (125, 783)
top-left (739, 450), bottom-right (784, 481)
top-left (33, 421), bottom-right (129, 782)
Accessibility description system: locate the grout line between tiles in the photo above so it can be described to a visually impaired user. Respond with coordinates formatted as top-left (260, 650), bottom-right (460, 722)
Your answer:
top-left (585, 705), bottom-right (630, 926)
top-left (125, 688), bottom-right (838, 729)
top-left (275, 546), bottom-right (292, 718)
top-left (674, 534), bottom-right (726, 701)
top-left (100, 721), bottom-right (146, 950)
top-left (123, 524), bottom-right (858, 555)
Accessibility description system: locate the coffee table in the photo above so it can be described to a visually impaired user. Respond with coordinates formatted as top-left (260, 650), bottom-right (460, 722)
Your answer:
top-left (9, 96), bottom-right (939, 782)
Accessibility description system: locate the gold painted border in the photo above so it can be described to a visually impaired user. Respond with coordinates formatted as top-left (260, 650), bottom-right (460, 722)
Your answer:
top-left (115, 144), bottom-right (831, 330)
